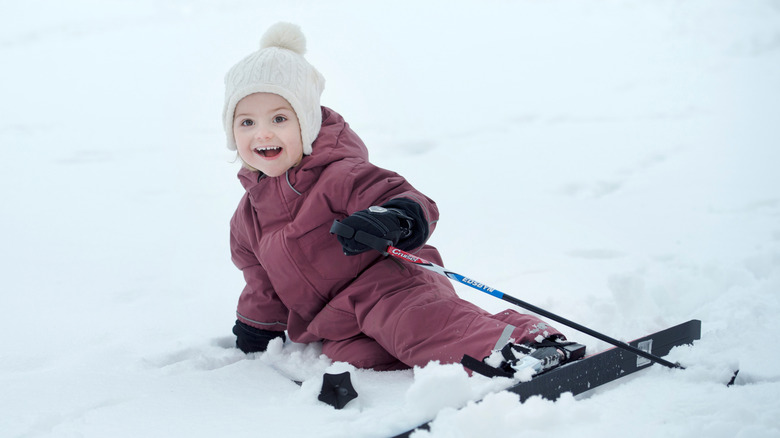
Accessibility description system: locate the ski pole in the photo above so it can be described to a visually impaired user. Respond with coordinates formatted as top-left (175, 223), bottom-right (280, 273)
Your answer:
top-left (330, 220), bottom-right (684, 370)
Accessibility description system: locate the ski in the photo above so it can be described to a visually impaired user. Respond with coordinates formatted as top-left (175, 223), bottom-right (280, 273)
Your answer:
top-left (391, 319), bottom-right (702, 438)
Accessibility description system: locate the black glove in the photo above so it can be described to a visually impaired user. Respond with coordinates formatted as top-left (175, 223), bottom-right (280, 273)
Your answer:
top-left (336, 198), bottom-right (429, 256)
top-left (233, 320), bottom-right (286, 353)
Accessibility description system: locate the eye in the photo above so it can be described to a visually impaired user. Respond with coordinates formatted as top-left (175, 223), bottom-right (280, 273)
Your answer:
top-left (273, 115), bottom-right (287, 124)
top-left (240, 119), bottom-right (254, 127)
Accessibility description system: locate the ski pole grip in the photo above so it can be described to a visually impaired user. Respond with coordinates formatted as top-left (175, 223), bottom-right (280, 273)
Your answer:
top-left (329, 220), bottom-right (392, 255)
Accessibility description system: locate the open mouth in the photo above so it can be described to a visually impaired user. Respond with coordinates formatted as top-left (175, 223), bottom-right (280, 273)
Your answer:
top-left (254, 146), bottom-right (282, 158)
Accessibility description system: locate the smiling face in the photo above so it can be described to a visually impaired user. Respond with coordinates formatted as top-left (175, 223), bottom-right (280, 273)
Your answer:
top-left (232, 93), bottom-right (304, 177)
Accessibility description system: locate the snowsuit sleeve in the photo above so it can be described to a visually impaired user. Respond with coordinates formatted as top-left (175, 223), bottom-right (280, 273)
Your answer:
top-left (230, 195), bottom-right (288, 331)
top-left (337, 160), bottom-right (439, 244)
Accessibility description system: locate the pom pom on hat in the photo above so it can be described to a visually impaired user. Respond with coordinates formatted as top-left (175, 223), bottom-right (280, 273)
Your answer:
top-left (222, 22), bottom-right (325, 155)
top-left (260, 22), bottom-right (307, 54)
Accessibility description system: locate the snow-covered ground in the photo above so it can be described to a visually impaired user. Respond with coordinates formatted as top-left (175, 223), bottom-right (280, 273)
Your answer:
top-left (2, 1), bottom-right (780, 437)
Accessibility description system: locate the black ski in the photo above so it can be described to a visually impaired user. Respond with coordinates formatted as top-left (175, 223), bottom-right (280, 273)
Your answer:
top-left (392, 319), bottom-right (702, 438)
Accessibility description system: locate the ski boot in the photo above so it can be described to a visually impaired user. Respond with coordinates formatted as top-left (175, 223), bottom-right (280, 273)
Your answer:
top-left (463, 338), bottom-right (586, 378)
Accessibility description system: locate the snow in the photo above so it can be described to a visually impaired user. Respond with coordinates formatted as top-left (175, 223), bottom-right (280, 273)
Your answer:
top-left (2, 1), bottom-right (779, 437)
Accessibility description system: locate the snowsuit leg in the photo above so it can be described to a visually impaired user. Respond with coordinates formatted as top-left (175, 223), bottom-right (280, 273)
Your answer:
top-left (361, 289), bottom-right (562, 368)
top-left (347, 252), bottom-right (563, 368)
top-left (322, 335), bottom-right (409, 371)
top-left (492, 309), bottom-right (559, 344)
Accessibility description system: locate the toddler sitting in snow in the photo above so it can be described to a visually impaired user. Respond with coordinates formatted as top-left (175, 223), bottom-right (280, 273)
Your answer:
top-left (222, 22), bottom-right (583, 377)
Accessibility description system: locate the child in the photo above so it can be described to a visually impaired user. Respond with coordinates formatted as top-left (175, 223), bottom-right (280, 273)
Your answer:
top-left (223, 22), bottom-right (583, 376)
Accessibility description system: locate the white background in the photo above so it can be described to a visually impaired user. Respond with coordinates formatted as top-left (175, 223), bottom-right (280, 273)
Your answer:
top-left (2, 1), bottom-right (779, 437)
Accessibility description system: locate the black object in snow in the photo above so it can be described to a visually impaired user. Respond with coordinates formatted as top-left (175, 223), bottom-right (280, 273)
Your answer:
top-left (318, 371), bottom-right (358, 409)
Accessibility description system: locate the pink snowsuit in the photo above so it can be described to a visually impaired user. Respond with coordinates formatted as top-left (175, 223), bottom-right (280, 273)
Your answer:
top-left (230, 107), bottom-right (563, 370)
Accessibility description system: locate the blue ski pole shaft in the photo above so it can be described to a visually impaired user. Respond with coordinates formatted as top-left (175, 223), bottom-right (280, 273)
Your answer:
top-left (390, 245), bottom-right (683, 370)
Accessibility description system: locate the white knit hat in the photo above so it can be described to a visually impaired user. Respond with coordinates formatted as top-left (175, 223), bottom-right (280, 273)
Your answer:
top-left (222, 22), bottom-right (325, 155)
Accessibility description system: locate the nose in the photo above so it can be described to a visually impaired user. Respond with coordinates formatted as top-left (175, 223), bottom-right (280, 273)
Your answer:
top-left (255, 125), bottom-right (273, 141)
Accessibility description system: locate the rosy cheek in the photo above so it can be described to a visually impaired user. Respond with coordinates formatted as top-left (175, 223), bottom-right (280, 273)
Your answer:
top-left (234, 130), bottom-right (248, 146)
